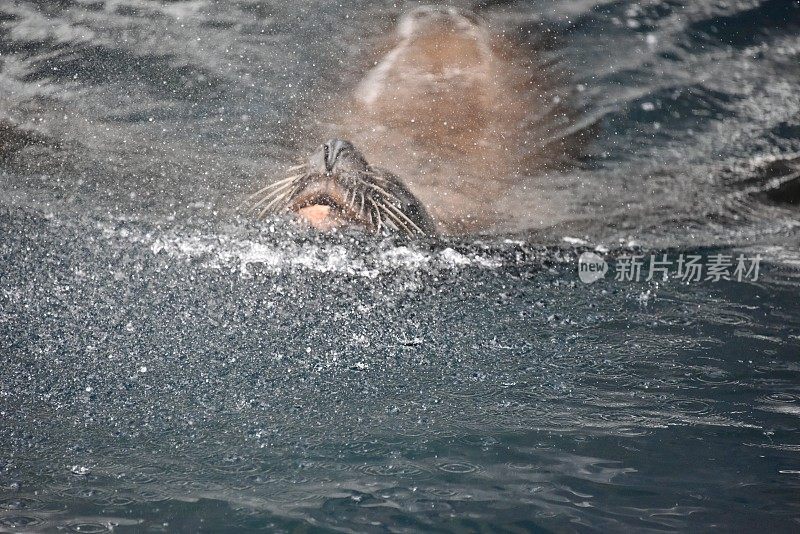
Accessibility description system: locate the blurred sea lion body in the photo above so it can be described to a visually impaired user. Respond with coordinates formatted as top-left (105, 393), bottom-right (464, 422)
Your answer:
top-left (337, 5), bottom-right (534, 233)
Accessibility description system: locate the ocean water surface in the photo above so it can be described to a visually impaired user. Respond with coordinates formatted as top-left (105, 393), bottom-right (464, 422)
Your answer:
top-left (1, 0), bottom-right (799, 531)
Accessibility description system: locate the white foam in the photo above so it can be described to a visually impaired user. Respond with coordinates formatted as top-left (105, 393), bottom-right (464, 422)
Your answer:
top-left (115, 225), bottom-right (505, 277)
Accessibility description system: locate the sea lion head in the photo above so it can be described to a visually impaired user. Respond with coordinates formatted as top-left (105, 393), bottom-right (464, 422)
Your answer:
top-left (356, 5), bottom-right (494, 138)
top-left (245, 139), bottom-right (435, 236)
top-left (395, 5), bottom-right (491, 67)
top-left (398, 5), bottom-right (486, 40)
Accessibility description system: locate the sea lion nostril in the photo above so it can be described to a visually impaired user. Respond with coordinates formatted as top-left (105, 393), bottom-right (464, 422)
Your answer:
top-left (323, 138), bottom-right (353, 172)
top-left (323, 142), bottom-right (333, 172)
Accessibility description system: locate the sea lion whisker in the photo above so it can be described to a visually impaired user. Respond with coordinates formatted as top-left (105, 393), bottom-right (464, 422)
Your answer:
top-left (376, 200), bottom-right (413, 235)
top-left (362, 182), bottom-right (406, 206)
top-left (245, 175), bottom-right (301, 201)
top-left (253, 179), bottom-right (297, 203)
top-left (383, 215), bottom-right (400, 232)
top-left (374, 199), bottom-right (408, 232)
top-left (256, 183), bottom-right (304, 219)
top-left (239, 177), bottom-right (301, 211)
top-left (348, 187), bottom-right (358, 211)
top-left (364, 171), bottom-right (395, 188)
top-left (255, 196), bottom-right (287, 220)
top-left (380, 200), bottom-right (424, 234)
top-left (375, 201), bottom-right (399, 232)
top-left (247, 181), bottom-right (297, 211)
top-left (366, 187), bottom-right (423, 234)
top-left (255, 198), bottom-right (283, 219)
top-left (368, 198), bottom-right (384, 232)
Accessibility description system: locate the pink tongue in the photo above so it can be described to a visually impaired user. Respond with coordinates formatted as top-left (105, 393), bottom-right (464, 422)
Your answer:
top-left (296, 204), bottom-right (342, 230)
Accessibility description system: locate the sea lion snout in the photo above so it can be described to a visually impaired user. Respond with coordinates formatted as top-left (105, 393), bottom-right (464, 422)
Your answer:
top-left (244, 139), bottom-right (435, 236)
top-left (308, 139), bottom-right (369, 175)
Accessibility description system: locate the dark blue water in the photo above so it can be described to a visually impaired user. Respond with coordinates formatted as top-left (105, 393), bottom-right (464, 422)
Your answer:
top-left (1, 1), bottom-right (800, 532)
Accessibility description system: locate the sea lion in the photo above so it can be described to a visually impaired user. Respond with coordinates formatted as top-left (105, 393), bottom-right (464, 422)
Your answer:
top-left (245, 5), bottom-right (551, 234)
top-left (243, 139), bottom-right (435, 236)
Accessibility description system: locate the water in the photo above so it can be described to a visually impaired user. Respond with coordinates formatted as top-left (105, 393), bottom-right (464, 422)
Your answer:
top-left (1, 0), bottom-right (799, 531)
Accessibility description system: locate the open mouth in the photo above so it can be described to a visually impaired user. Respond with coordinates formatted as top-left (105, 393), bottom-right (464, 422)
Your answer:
top-left (288, 187), bottom-right (366, 231)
